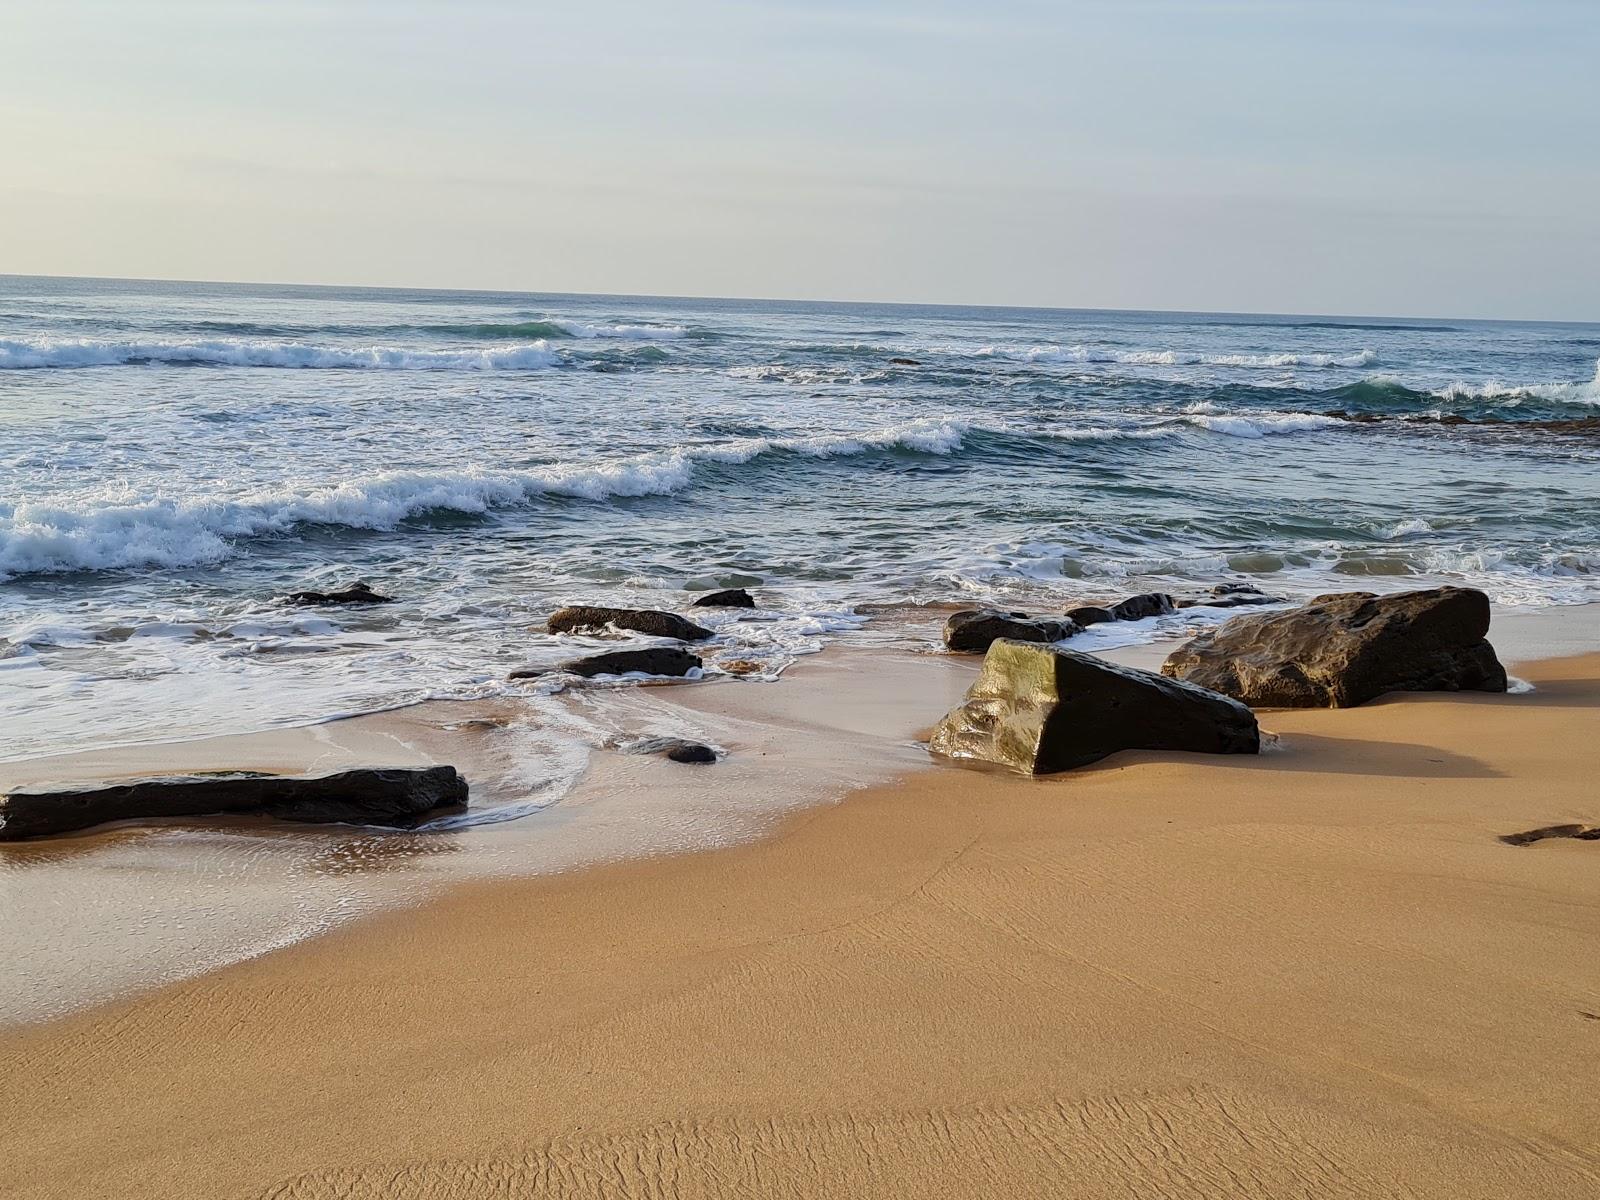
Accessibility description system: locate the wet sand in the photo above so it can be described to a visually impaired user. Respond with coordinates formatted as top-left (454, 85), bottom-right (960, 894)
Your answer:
top-left (3, 642), bottom-right (1598, 1198)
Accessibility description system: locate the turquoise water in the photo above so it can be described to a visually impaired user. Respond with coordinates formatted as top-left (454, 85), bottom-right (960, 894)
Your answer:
top-left (2, 275), bottom-right (1597, 761)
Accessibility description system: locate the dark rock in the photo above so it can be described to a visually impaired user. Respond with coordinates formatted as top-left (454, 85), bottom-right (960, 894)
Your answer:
top-left (1176, 592), bottom-right (1284, 609)
top-left (889, 357), bottom-right (922, 366)
top-left (1161, 586), bottom-right (1507, 708)
top-left (1499, 824), bottom-right (1600, 846)
top-left (547, 605), bottom-right (713, 642)
top-left (0, 766), bottom-right (467, 841)
top-left (1107, 592), bottom-right (1176, 621)
top-left (929, 640), bottom-right (1259, 775)
top-left (558, 647), bottom-right (703, 679)
top-left (943, 609), bottom-right (1079, 654)
top-left (692, 588), bottom-right (756, 609)
top-left (286, 582), bottom-right (394, 607)
top-left (663, 740), bottom-right (718, 764)
top-left (1066, 605), bottom-right (1115, 628)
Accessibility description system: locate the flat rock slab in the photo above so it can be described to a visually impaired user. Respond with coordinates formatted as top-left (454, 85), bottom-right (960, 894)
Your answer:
top-left (0, 766), bottom-right (468, 841)
top-left (930, 639), bottom-right (1259, 775)
top-left (944, 610), bottom-right (1079, 654)
top-left (1161, 586), bottom-right (1507, 708)
top-left (286, 583), bottom-right (394, 606)
top-left (547, 605), bottom-right (713, 641)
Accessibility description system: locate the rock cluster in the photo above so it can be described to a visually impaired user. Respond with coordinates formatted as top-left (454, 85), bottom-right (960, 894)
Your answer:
top-left (1161, 586), bottom-right (1506, 708)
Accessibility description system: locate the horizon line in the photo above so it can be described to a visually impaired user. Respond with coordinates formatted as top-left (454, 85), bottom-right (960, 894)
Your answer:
top-left (2, 270), bottom-right (1595, 329)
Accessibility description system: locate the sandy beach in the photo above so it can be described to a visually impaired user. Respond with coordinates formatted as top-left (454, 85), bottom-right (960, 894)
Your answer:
top-left (3, 637), bottom-right (1597, 1199)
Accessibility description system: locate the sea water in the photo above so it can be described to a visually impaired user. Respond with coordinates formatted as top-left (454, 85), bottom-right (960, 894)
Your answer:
top-left (3, 274), bottom-right (1598, 771)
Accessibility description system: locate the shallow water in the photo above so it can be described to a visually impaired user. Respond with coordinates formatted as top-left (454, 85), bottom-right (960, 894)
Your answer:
top-left (3, 275), bottom-right (1598, 772)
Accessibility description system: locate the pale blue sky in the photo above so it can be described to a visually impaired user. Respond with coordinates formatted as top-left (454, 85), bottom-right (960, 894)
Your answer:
top-left (3, 1), bottom-right (1596, 318)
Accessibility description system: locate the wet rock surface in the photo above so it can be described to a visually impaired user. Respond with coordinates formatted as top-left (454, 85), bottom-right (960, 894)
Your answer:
top-left (547, 605), bottom-right (714, 642)
top-left (285, 582), bottom-right (394, 607)
top-left (944, 610), bottom-right (1079, 654)
top-left (929, 639), bottom-right (1260, 775)
top-left (691, 589), bottom-right (756, 609)
top-left (0, 766), bottom-right (468, 840)
top-left (1162, 586), bottom-right (1507, 708)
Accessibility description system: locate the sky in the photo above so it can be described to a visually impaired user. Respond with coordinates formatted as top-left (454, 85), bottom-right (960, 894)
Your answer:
top-left (3, 0), bottom-right (1597, 319)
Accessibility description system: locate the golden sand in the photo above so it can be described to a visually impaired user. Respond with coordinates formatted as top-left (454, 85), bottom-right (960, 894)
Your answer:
top-left (3, 654), bottom-right (1598, 1198)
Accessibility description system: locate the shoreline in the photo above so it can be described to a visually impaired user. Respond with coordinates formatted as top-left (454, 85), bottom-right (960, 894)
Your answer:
top-left (2, 601), bottom-right (1596, 1029)
top-left (3, 644), bottom-right (1597, 1197)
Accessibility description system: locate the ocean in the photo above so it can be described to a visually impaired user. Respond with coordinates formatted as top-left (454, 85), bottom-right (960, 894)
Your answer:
top-left (3, 274), bottom-right (1597, 769)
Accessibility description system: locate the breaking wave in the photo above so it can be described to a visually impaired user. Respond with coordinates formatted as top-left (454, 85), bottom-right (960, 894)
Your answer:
top-left (0, 419), bottom-right (975, 579)
top-left (0, 337), bottom-right (563, 370)
top-left (977, 345), bottom-right (1378, 369)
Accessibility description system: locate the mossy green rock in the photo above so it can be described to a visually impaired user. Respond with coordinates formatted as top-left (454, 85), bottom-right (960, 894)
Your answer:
top-left (930, 640), bottom-right (1259, 775)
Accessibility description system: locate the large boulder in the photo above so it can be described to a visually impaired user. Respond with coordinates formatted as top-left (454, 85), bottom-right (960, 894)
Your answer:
top-left (1160, 586), bottom-right (1507, 708)
top-left (929, 640), bottom-right (1259, 774)
top-left (944, 610), bottom-right (1079, 654)
top-left (0, 766), bottom-right (467, 841)
top-left (547, 605), bottom-right (713, 642)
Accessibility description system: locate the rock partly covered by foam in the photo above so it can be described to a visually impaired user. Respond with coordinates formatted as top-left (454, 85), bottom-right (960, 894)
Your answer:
top-left (1066, 592), bottom-right (1176, 627)
top-left (547, 605), bottom-right (713, 642)
top-left (510, 646), bottom-right (703, 680)
top-left (1161, 586), bottom-right (1507, 708)
top-left (691, 588), bottom-right (756, 608)
top-left (929, 640), bottom-right (1259, 775)
top-left (943, 610), bottom-right (1079, 654)
top-left (0, 767), bottom-right (467, 841)
top-left (286, 582), bottom-right (394, 606)
top-left (1175, 584), bottom-right (1284, 610)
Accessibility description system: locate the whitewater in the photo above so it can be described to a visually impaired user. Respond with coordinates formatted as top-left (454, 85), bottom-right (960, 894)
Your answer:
top-left (2, 274), bottom-right (1597, 764)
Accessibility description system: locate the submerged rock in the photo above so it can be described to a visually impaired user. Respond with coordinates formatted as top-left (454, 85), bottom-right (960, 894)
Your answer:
top-left (929, 640), bottom-right (1259, 775)
top-left (0, 766), bottom-right (468, 841)
top-left (943, 610), bottom-right (1079, 654)
top-left (889, 357), bottom-right (922, 366)
top-left (541, 647), bottom-right (703, 679)
top-left (286, 582), bottom-right (394, 606)
top-left (547, 605), bottom-right (713, 642)
top-left (692, 588), bottom-right (756, 609)
top-left (1161, 586), bottom-right (1507, 708)
top-left (1065, 605), bottom-right (1115, 628)
top-left (1175, 584), bottom-right (1284, 610)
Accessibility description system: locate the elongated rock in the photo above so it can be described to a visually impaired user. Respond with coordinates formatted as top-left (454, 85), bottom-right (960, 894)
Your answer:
top-left (1161, 586), bottom-right (1507, 708)
top-left (930, 640), bottom-right (1259, 774)
top-left (692, 589), bottom-right (756, 608)
top-left (0, 766), bottom-right (468, 841)
top-left (547, 605), bottom-right (713, 641)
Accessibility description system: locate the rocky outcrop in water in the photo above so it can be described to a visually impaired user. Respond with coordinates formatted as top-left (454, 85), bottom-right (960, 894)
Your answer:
top-left (1161, 586), bottom-right (1507, 708)
top-left (1067, 593), bottom-right (1177, 626)
top-left (692, 589), bottom-right (756, 608)
top-left (929, 640), bottom-right (1259, 774)
top-left (943, 610), bottom-right (1079, 654)
top-left (547, 605), bottom-right (713, 641)
top-left (510, 647), bottom-right (703, 680)
top-left (0, 766), bottom-right (468, 841)
top-left (286, 582), bottom-right (394, 606)
top-left (1175, 584), bottom-right (1283, 610)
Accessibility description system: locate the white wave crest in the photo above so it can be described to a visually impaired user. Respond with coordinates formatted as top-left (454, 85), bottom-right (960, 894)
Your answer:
top-left (1179, 402), bottom-right (1344, 438)
top-left (976, 345), bottom-right (1377, 369)
top-left (0, 336), bottom-right (562, 370)
top-left (0, 419), bottom-right (975, 579)
top-left (1428, 357), bottom-right (1600, 406)
top-left (554, 321), bottom-right (687, 340)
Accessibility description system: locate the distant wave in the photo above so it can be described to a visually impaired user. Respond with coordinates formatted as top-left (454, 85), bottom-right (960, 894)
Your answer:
top-left (977, 345), bottom-right (1378, 369)
top-left (0, 419), bottom-right (975, 579)
top-left (439, 320), bottom-right (688, 341)
top-left (1176, 404), bottom-right (1344, 438)
top-left (0, 336), bottom-right (561, 371)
